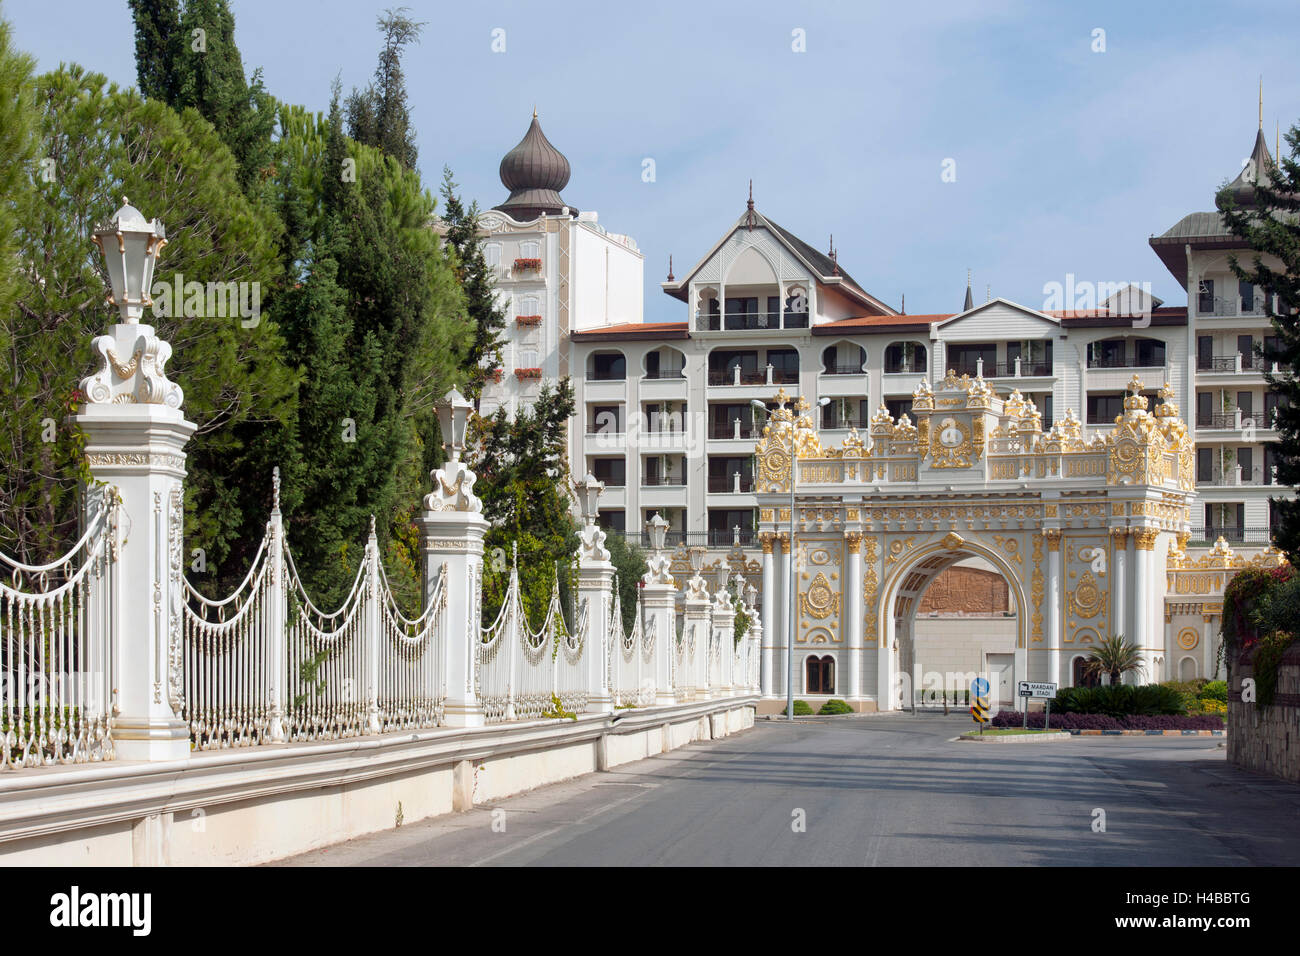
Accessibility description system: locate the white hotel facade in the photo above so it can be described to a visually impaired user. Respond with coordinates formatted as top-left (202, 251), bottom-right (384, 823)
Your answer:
top-left (472, 114), bottom-right (1291, 700)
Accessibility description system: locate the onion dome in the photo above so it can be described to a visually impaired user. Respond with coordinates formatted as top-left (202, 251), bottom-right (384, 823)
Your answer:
top-left (1224, 128), bottom-right (1275, 207)
top-left (495, 113), bottom-right (573, 220)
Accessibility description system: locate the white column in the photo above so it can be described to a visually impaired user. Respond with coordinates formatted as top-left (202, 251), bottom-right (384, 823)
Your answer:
top-left (77, 321), bottom-right (196, 762)
top-left (682, 574), bottom-right (712, 701)
top-left (1112, 529), bottom-right (1128, 645)
top-left (760, 534), bottom-right (776, 695)
top-left (1046, 530), bottom-right (1061, 685)
top-left (712, 590), bottom-right (735, 695)
top-left (1132, 528), bottom-right (1157, 683)
top-left (642, 554), bottom-right (677, 704)
top-left (775, 533), bottom-right (791, 698)
top-left (419, 462), bottom-right (490, 728)
top-left (878, 612), bottom-right (897, 710)
top-left (577, 547), bottom-right (615, 715)
top-left (266, 470), bottom-right (287, 742)
top-left (364, 521), bottom-right (382, 735)
top-left (845, 533), bottom-right (863, 699)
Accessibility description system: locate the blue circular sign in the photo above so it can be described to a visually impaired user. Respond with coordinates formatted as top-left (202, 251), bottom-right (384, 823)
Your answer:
top-left (971, 678), bottom-right (990, 696)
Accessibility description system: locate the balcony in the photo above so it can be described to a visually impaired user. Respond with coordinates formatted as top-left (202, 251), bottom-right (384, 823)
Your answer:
top-left (1186, 527), bottom-right (1273, 546)
top-left (696, 311), bottom-right (809, 332)
top-left (1197, 295), bottom-right (1269, 319)
top-left (707, 366), bottom-right (799, 387)
top-left (1196, 354), bottom-right (1275, 374)
top-left (641, 475), bottom-right (687, 487)
top-left (989, 360), bottom-right (1053, 378)
top-left (611, 530), bottom-right (757, 549)
top-left (821, 417), bottom-right (870, 431)
top-left (512, 258), bottom-right (542, 274)
top-left (1198, 465), bottom-right (1277, 487)
top-left (822, 364), bottom-right (865, 376)
top-left (707, 474), bottom-right (754, 494)
top-left (883, 360), bottom-right (928, 375)
top-left (708, 421), bottom-right (760, 440)
top-left (644, 367), bottom-right (686, 380)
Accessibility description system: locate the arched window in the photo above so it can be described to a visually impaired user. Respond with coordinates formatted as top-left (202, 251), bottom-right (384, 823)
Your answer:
top-left (805, 655), bottom-right (835, 694)
top-left (519, 240), bottom-right (540, 259)
top-left (483, 243), bottom-right (501, 268)
top-left (884, 342), bottom-right (927, 374)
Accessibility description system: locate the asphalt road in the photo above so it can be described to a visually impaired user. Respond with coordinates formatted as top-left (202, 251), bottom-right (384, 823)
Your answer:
top-left (273, 714), bottom-right (1300, 866)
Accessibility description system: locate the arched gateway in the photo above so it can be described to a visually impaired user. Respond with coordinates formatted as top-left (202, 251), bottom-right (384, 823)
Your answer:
top-left (753, 371), bottom-right (1197, 711)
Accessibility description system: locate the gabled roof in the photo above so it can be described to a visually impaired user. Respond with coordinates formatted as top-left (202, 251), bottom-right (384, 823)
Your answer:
top-left (661, 207), bottom-right (896, 316)
top-left (934, 298), bottom-right (1061, 332)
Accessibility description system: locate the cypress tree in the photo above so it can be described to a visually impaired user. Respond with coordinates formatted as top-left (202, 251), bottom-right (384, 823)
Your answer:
top-left (346, 7), bottom-right (424, 171)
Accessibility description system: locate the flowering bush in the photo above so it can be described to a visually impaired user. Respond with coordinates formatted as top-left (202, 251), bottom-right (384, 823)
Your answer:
top-left (991, 711), bottom-right (1223, 731)
top-left (513, 257), bottom-right (541, 272)
top-left (514, 367), bottom-right (542, 380)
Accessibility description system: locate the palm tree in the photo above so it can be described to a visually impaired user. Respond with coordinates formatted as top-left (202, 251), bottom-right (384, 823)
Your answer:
top-left (1083, 635), bottom-right (1144, 686)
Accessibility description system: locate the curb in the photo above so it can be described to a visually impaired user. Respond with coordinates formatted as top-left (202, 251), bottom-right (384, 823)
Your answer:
top-left (958, 731), bottom-right (1072, 743)
top-left (1067, 729), bottom-right (1225, 736)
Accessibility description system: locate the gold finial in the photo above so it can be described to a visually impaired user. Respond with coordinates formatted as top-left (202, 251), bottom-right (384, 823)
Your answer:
top-left (532, 104), bottom-right (537, 119)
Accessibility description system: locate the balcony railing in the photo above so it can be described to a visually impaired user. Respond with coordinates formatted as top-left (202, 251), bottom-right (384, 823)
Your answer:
top-left (644, 368), bottom-right (686, 380)
top-left (707, 366), bottom-right (799, 387)
top-left (1198, 465), bottom-right (1276, 487)
top-left (1197, 295), bottom-right (1269, 318)
top-left (822, 364), bottom-right (865, 376)
top-left (707, 421), bottom-right (759, 440)
top-left (990, 360), bottom-right (1053, 378)
top-left (641, 475), bottom-right (687, 487)
top-left (883, 360), bottom-right (927, 374)
top-left (694, 311), bottom-right (809, 332)
top-left (589, 370), bottom-right (626, 382)
top-left (1196, 412), bottom-right (1242, 429)
top-left (1187, 527), bottom-right (1273, 546)
top-left (822, 417), bottom-right (870, 430)
top-left (707, 474), bottom-right (754, 494)
top-left (1086, 355), bottom-right (1166, 370)
top-left (1196, 353), bottom-right (1273, 373)
top-left (591, 476), bottom-right (626, 488)
top-left (608, 530), bottom-right (760, 549)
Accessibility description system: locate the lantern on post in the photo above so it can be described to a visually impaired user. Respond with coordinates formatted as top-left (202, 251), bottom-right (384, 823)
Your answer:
top-left (574, 472), bottom-right (604, 528)
top-left (646, 512), bottom-right (669, 552)
top-left (90, 197), bottom-right (166, 324)
top-left (435, 388), bottom-right (473, 461)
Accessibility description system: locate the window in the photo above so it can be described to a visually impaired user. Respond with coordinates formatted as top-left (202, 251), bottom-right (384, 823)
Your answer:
top-left (1197, 448), bottom-right (1213, 483)
top-left (886, 398), bottom-right (913, 421)
top-left (1088, 339), bottom-right (1126, 369)
top-left (766, 349), bottom-right (799, 384)
top-left (724, 297), bottom-right (758, 330)
top-left (884, 342), bottom-right (927, 374)
top-left (1239, 279), bottom-right (1257, 312)
top-left (1197, 336), bottom-right (1213, 370)
top-left (1238, 447), bottom-right (1253, 481)
top-left (707, 509), bottom-right (756, 546)
top-left (1134, 338), bottom-right (1165, 367)
top-left (590, 352), bottom-right (626, 381)
top-left (1265, 443), bottom-right (1279, 484)
top-left (805, 655), bottom-right (835, 694)
top-left (1087, 393), bottom-right (1124, 424)
top-left (947, 343), bottom-right (996, 376)
top-left (1198, 279), bottom-right (1215, 314)
top-left (597, 509), bottom-right (625, 533)
top-left (483, 243), bottom-right (501, 268)
top-left (519, 240), bottom-right (540, 259)
top-left (1237, 391), bottom-right (1253, 419)
top-left (1073, 657), bottom-right (1100, 688)
top-left (591, 458), bottom-right (626, 487)
top-left (708, 457), bottom-right (753, 493)
top-left (1197, 392), bottom-right (1213, 427)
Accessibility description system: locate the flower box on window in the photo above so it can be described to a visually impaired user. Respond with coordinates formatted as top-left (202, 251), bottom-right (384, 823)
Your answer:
top-left (514, 367), bottom-right (542, 380)
top-left (515, 314), bottom-right (543, 327)
top-left (488, 369), bottom-right (503, 383)
top-left (513, 258), bottom-right (542, 272)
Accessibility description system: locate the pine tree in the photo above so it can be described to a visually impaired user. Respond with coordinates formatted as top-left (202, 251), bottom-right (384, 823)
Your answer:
top-left (4, 65), bottom-right (294, 572)
top-left (346, 7), bottom-right (424, 171)
top-left (472, 380), bottom-right (580, 626)
top-left (439, 167), bottom-right (504, 406)
top-left (0, 9), bottom-right (36, 323)
top-left (127, 0), bottom-right (276, 198)
top-left (1219, 122), bottom-right (1300, 561)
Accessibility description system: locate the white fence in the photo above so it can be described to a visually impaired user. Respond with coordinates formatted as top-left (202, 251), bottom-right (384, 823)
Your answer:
top-left (0, 490), bottom-right (118, 770)
top-left (477, 553), bottom-right (590, 723)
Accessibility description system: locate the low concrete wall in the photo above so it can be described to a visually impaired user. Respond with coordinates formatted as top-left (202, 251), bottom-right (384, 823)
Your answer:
top-left (1228, 645), bottom-right (1300, 783)
top-left (0, 697), bottom-right (756, 866)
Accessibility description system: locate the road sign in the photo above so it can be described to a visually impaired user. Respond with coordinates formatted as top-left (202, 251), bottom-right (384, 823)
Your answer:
top-left (971, 677), bottom-right (990, 697)
top-left (970, 695), bottom-right (990, 728)
top-left (1017, 681), bottom-right (1058, 699)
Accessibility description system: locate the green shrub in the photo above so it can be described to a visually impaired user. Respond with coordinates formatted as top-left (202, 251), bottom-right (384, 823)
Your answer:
top-left (1198, 680), bottom-right (1227, 703)
top-left (1051, 684), bottom-right (1185, 717)
top-left (818, 698), bottom-right (853, 715)
top-left (780, 700), bottom-right (814, 716)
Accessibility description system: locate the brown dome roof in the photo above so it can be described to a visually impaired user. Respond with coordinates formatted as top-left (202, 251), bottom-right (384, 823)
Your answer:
top-left (495, 115), bottom-right (573, 220)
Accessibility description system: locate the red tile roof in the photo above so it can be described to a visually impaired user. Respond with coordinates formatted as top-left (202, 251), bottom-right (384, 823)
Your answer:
top-left (570, 322), bottom-right (689, 342)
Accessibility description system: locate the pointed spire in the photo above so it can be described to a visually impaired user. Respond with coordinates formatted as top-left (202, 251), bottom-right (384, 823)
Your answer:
top-left (746, 179), bottom-right (755, 230)
top-left (900, 293), bottom-right (905, 314)
top-left (963, 269), bottom-right (973, 311)
top-left (1259, 75), bottom-right (1263, 130)
top-left (986, 283), bottom-right (991, 303)
top-left (828, 235), bottom-right (839, 275)
top-left (667, 254), bottom-right (674, 282)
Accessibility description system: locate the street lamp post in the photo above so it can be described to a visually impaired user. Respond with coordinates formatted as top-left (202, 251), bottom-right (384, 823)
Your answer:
top-left (753, 393), bottom-right (829, 720)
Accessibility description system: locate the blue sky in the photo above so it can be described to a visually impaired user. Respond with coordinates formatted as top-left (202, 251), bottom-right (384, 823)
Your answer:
top-left (8, 0), bottom-right (1298, 322)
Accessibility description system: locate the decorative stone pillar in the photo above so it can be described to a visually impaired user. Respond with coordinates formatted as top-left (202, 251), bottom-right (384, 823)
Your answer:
top-left (1132, 527), bottom-right (1160, 682)
top-left (642, 546), bottom-right (678, 704)
top-left (775, 531), bottom-right (791, 698)
top-left (576, 523), bottom-right (615, 714)
top-left (1044, 529), bottom-right (1062, 686)
top-left (759, 532), bottom-right (775, 696)
top-left (744, 583), bottom-right (762, 693)
top-left (1110, 528), bottom-right (1128, 648)
top-left (844, 531), bottom-right (863, 700)
top-left (682, 570), bottom-right (712, 701)
top-left (77, 201), bottom-right (194, 762)
top-left (712, 586), bottom-right (735, 695)
top-left (878, 612), bottom-right (898, 711)
top-left (419, 455), bottom-right (489, 728)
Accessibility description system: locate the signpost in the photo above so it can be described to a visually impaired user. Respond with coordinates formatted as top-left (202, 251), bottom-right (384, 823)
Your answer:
top-left (1017, 681), bottom-right (1058, 731)
top-left (970, 677), bottom-right (990, 734)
